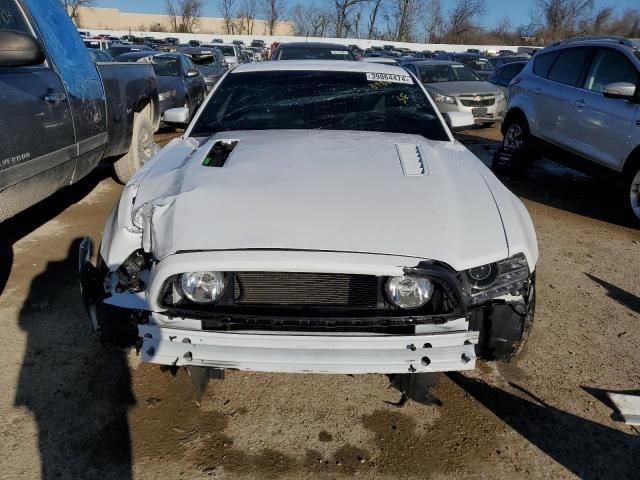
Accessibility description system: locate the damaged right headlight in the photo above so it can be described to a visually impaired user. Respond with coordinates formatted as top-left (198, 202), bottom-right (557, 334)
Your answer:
top-left (466, 253), bottom-right (530, 305)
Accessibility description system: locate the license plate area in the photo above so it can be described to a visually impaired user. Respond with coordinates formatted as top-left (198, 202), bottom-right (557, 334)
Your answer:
top-left (472, 107), bottom-right (488, 117)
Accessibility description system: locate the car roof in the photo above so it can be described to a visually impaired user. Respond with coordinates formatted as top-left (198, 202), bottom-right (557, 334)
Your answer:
top-left (277, 42), bottom-right (351, 49)
top-left (496, 60), bottom-right (528, 68)
top-left (232, 60), bottom-right (410, 75)
top-left (406, 59), bottom-right (464, 66)
top-left (116, 52), bottom-right (180, 60)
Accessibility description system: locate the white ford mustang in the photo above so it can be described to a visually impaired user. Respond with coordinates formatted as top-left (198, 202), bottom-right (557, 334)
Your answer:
top-left (81, 61), bottom-right (538, 377)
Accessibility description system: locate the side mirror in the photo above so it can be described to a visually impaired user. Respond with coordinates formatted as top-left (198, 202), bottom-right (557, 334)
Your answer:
top-left (443, 112), bottom-right (475, 131)
top-left (163, 107), bottom-right (190, 126)
top-left (186, 69), bottom-right (199, 78)
top-left (602, 82), bottom-right (637, 101)
top-left (0, 31), bottom-right (45, 67)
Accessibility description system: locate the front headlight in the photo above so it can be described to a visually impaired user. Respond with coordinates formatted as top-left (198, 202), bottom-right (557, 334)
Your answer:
top-left (467, 253), bottom-right (530, 304)
top-left (158, 89), bottom-right (177, 101)
top-left (432, 92), bottom-right (457, 105)
top-left (179, 271), bottom-right (226, 304)
top-left (496, 90), bottom-right (506, 101)
top-left (386, 275), bottom-right (434, 309)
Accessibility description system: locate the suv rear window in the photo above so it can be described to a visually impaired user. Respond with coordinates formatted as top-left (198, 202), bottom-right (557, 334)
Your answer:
top-left (533, 51), bottom-right (560, 78)
top-left (547, 48), bottom-right (592, 87)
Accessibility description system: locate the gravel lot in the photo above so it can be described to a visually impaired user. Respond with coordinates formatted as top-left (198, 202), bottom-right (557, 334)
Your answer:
top-left (0, 126), bottom-right (638, 480)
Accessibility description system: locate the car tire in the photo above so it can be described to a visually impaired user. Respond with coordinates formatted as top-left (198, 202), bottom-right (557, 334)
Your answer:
top-left (113, 108), bottom-right (154, 184)
top-left (622, 157), bottom-right (640, 225)
top-left (500, 116), bottom-right (536, 171)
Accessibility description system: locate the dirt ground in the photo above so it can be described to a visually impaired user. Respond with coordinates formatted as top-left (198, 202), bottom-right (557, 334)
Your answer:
top-left (0, 127), bottom-right (638, 480)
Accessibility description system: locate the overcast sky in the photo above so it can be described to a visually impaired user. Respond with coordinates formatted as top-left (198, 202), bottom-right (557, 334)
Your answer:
top-left (95, 0), bottom-right (639, 30)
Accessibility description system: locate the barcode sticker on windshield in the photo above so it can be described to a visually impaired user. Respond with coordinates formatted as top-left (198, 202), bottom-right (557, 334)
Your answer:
top-left (331, 50), bottom-right (349, 55)
top-left (366, 72), bottom-right (413, 84)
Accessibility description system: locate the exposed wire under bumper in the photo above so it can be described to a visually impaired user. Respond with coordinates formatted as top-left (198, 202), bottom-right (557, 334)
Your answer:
top-left (138, 324), bottom-right (479, 374)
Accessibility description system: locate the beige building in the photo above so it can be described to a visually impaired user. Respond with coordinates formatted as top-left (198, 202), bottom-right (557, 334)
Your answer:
top-left (75, 6), bottom-right (293, 36)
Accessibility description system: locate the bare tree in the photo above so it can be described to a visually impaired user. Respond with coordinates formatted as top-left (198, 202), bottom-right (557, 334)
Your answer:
top-left (62, 0), bottom-right (95, 26)
top-left (387, 0), bottom-right (422, 42)
top-left (237, 0), bottom-right (259, 33)
top-left (536, 0), bottom-right (594, 40)
top-left (444, 0), bottom-right (486, 43)
top-left (367, 0), bottom-right (383, 38)
top-left (333, 0), bottom-right (369, 37)
top-left (421, 0), bottom-right (444, 42)
top-left (262, 0), bottom-right (287, 35)
top-left (164, 0), bottom-right (204, 33)
top-left (219, 0), bottom-right (237, 34)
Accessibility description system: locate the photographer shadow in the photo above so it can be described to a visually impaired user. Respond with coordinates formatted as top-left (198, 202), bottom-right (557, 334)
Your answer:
top-left (14, 239), bottom-right (135, 480)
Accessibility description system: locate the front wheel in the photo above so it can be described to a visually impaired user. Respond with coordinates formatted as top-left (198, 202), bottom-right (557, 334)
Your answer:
top-left (499, 117), bottom-right (537, 172)
top-left (113, 110), bottom-right (154, 184)
top-left (623, 161), bottom-right (640, 225)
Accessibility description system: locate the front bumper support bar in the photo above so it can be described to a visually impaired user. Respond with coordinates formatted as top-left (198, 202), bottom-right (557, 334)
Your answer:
top-left (139, 325), bottom-right (479, 374)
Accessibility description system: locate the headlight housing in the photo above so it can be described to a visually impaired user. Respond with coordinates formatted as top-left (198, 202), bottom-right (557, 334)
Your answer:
top-left (385, 275), bottom-right (434, 309)
top-left (496, 90), bottom-right (506, 101)
top-left (466, 253), bottom-right (530, 304)
top-left (158, 89), bottom-right (177, 101)
top-left (179, 271), bottom-right (226, 304)
top-left (432, 92), bottom-right (457, 105)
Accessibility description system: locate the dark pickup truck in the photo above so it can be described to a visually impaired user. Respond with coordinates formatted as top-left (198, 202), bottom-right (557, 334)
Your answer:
top-left (0, 0), bottom-right (159, 222)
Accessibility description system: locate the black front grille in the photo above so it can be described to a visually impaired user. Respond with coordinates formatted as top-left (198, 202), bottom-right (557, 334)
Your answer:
top-left (459, 97), bottom-right (495, 107)
top-left (233, 272), bottom-right (378, 308)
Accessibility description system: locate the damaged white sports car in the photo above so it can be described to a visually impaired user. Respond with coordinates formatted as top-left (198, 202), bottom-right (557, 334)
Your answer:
top-left (81, 61), bottom-right (538, 377)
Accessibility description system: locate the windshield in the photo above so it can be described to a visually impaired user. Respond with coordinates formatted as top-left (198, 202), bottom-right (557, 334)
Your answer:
top-left (278, 48), bottom-right (354, 61)
top-left (418, 64), bottom-right (481, 82)
top-left (190, 71), bottom-right (448, 141)
top-left (218, 46), bottom-right (236, 56)
top-left (458, 57), bottom-right (494, 71)
top-left (151, 57), bottom-right (180, 76)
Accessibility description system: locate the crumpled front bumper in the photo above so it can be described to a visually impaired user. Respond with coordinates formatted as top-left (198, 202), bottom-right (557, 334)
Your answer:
top-left (139, 324), bottom-right (479, 374)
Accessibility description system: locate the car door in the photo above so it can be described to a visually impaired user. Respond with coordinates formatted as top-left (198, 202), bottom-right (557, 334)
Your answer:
top-left (182, 56), bottom-right (205, 107)
top-left (535, 47), bottom-right (594, 146)
top-left (24, 0), bottom-right (107, 182)
top-left (568, 47), bottom-right (640, 170)
top-left (0, 0), bottom-right (76, 220)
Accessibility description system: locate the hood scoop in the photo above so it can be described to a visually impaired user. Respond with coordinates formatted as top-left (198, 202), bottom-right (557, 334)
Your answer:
top-left (202, 139), bottom-right (238, 167)
top-left (396, 143), bottom-right (427, 176)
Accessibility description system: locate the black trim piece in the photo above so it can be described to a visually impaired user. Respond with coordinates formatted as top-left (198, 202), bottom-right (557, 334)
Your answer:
top-left (0, 143), bottom-right (76, 190)
top-left (78, 132), bottom-right (108, 156)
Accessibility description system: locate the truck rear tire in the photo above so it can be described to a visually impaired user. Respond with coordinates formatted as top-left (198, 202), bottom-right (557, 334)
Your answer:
top-left (113, 110), bottom-right (154, 184)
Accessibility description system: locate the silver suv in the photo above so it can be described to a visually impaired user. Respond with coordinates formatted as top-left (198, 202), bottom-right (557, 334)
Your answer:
top-left (501, 37), bottom-right (640, 223)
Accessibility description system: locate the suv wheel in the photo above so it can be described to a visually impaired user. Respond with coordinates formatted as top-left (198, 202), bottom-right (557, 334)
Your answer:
top-left (624, 161), bottom-right (640, 224)
top-left (501, 117), bottom-right (537, 171)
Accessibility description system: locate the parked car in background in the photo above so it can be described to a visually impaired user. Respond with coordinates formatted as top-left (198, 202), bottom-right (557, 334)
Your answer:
top-left (502, 37), bottom-right (640, 223)
top-left (83, 38), bottom-right (110, 51)
top-left (489, 61), bottom-right (527, 95)
top-left (0, 0), bottom-right (160, 221)
top-left (452, 53), bottom-right (496, 81)
top-left (215, 43), bottom-right (242, 68)
top-left (115, 52), bottom-right (206, 123)
top-left (81, 61), bottom-right (538, 383)
top-left (87, 49), bottom-right (113, 63)
top-left (273, 42), bottom-right (356, 61)
top-left (362, 56), bottom-right (399, 65)
top-left (404, 60), bottom-right (506, 127)
top-left (188, 49), bottom-right (227, 91)
top-left (107, 44), bottom-right (153, 58)
top-left (489, 55), bottom-right (529, 68)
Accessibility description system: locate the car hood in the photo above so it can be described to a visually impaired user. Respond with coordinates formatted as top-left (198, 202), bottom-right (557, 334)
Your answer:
top-left (131, 130), bottom-right (509, 271)
top-left (425, 81), bottom-right (500, 96)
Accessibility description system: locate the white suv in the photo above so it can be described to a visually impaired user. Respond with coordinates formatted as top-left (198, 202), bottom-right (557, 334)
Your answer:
top-left (501, 37), bottom-right (640, 223)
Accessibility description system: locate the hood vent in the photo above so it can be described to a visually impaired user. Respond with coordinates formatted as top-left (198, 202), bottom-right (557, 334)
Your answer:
top-left (202, 139), bottom-right (238, 167)
top-left (396, 143), bottom-right (427, 176)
